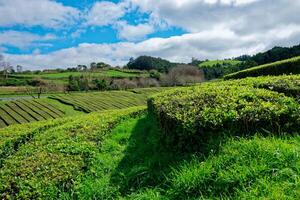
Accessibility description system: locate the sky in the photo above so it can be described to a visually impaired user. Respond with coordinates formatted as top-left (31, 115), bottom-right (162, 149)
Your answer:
top-left (0, 0), bottom-right (300, 70)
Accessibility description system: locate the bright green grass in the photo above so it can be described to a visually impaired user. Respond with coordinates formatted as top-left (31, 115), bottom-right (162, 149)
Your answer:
top-left (15, 70), bottom-right (149, 79)
top-left (60, 113), bottom-right (300, 199)
top-left (199, 60), bottom-right (241, 68)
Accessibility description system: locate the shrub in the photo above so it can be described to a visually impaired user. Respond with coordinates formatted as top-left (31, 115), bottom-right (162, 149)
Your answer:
top-left (0, 107), bottom-right (145, 199)
top-left (224, 56), bottom-right (300, 80)
top-left (217, 75), bottom-right (300, 98)
top-left (148, 85), bottom-right (300, 151)
top-left (161, 65), bottom-right (204, 86)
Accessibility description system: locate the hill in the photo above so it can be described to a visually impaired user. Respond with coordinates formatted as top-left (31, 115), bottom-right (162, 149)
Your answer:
top-left (198, 59), bottom-right (244, 79)
top-left (0, 87), bottom-right (167, 128)
top-left (224, 56), bottom-right (300, 79)
top-left (237, 44), bottom-right (300, 65)
top-left (126, 56), bottom-right (176, 72)
top-left (0, 74), bottom-right (299, 199)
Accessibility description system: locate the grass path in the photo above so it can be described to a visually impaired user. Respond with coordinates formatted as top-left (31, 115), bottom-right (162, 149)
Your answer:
top-left (61, 113), bottom-right (300, 199)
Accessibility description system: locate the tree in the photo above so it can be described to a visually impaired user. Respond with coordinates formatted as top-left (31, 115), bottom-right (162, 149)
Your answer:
top-left (90, 62), bottom-right (97, 70)
top-left (93, 79), bottom-right (108, 91)
top-left (68, 75), bottom-right (79, 91)
top-left (126, 56), bottom-right (176, 72)
top-left (0, 54), bottom-right (13, 79)
top-left (161, 65), bottom-right (204, 86)
top-left (16, 65), bottom-right (23, 73)
top-left (25, 79), bottom-right (49, 99)
top-left (96, 62), bottom-right (110, 69)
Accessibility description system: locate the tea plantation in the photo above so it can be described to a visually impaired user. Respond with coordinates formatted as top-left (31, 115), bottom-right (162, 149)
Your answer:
top-left (0, 75), bottom-right (299, 199)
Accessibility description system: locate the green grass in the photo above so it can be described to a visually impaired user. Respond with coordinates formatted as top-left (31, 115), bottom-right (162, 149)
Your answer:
top-left (199, 60), bottom-right (241, 68)
top-left (15, 69), bottom-right (149, 80)
top-left (59, 113), bottom-right (300, 199)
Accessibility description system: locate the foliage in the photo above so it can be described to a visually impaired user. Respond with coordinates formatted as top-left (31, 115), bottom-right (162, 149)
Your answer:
top-left (60, 114), bottom-right (300, 200)
top-left (148, 84), bottom-right (300, 151)
top-left (0, 107), bottom-right (145, 199)
top-left (216, 74), bottom-right (300, 98)
top-left (237, 43), bottom-right (300, 65)
top-left (167, 136), bottom-right (300, 199)
top-left (50, 88), bottom-right (165, 113)
top-left (127, 56), bottom-right (176, 73)
top-left (198, 60), bottom-right (257, 80)
top-left (225, 56), bottom-right (300, 79)
top-left (0, 98), bottom-right (66, 128)
top-left (161, 65), bottom-right (204, 86)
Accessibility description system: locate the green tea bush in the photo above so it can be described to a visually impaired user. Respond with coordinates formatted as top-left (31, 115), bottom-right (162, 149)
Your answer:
top-left (217, 75), bottom-right (300, 98)
top-left (224, 56), bottom-right (300, 80)
top-left (148, 85), bottom-right (300, 151)
top-left (0, 106), bottom-right (145, 199)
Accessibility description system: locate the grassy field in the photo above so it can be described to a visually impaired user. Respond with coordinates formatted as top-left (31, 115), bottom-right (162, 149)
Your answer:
top-left (14, 69), bottom-right (149, 80)
top-left (199, 59), bottom-right (242, 67)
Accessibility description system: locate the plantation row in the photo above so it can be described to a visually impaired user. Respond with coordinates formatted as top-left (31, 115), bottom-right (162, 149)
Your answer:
top-left (0, 99), bottom-right (65, 128)
top-left (50, 90), bottom-right (155, 113)
top-left (0, 106), bottom-right (145, 199)
top-left (224, 56), bottom-right (300, 79)
top-left (149, 74), bottom-right (300, 151)
top-left (219, 74), bottom-right (300, 98)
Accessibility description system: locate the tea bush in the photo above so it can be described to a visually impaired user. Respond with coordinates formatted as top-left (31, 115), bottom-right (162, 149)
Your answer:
top-left (148, 85), bottom-right (300, 151)
top-left (224, 56), bottom-right (300, 79)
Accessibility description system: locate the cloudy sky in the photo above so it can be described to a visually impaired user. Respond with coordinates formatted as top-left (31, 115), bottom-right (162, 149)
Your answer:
top-left (0, 0), bottom-right (300, 70)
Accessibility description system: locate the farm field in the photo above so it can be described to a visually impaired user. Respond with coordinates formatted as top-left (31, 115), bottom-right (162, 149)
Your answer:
top-left (0, 87), bottom-right (167, 128)
top-left (199, 59), bottom-right (242, 67)
top-left (0, 73), bottom-right (299, 199)
top-left (49, 89), bottom-right (166, 113)
top-left (0, 98), bottom-right (67, 128)
top-left (13, 69), bottom-right (149, 80)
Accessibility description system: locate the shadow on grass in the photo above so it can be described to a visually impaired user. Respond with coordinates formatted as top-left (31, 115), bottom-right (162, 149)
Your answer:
top-left (109, 113), bottom-right (188, 195)
top-left (109, 113), bottom-right (226, 196)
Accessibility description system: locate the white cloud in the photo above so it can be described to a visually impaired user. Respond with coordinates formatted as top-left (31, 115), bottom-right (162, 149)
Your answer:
top-left (5, 24), bottom-right (300, 70)
top-left (85, 1), bottom-right (128, 26)
top-left (130, 0), bottom-right (300, 34)
top-left (0, 0), bottom-right (80, 28)
top-left (115, 21), bottom-right (154, 41)
top-left (0, 31), bottom-right (56, 49)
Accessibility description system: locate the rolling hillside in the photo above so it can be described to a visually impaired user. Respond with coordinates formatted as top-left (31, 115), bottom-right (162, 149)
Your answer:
top-left (225, 56), bottom-right (300, 79)
top-left (0, 88), bottom-right (167, 128)
top-left (0, 74), bottom-right (299, 199)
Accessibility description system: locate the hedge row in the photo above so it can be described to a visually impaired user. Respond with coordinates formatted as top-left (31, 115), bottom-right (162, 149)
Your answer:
top-left (0, 106), bottom-right (145, 199)
top-left (148, 85), bottom-right (300, 151)
top-left (215, 75), bottom-right (300, 98)
top-left (0, 99), bottom-right (66, 128)
top-left (50, 90), bottom-right (151, 113)
top-left (224, 56), bottom-right (300, 80)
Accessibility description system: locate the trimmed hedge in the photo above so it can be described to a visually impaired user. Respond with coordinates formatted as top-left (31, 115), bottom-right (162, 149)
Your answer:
top-left (224, 56), bottom-right (300, 80)
top-left (148, 85), bottom-right (300, 151)
top-left (0, 106), bottom-right (145, 199)
top-left (217, 75), bottom-right (300, 98)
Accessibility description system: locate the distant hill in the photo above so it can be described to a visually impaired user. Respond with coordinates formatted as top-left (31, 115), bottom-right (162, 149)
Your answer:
top-left (197, 59), bottom-right (249, 80)
top-left (126, 56), bottom-right (176, 72)
top-left (237, 44), bottom-right (300, 65)
top-left (225, 56), bottom-right (300, 79)
top-left (199, 60), bottom-right (242, 68)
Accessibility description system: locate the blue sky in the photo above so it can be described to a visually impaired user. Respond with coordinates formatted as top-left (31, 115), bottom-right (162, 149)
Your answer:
top-left (0, 0), bottom-right (300, 69)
